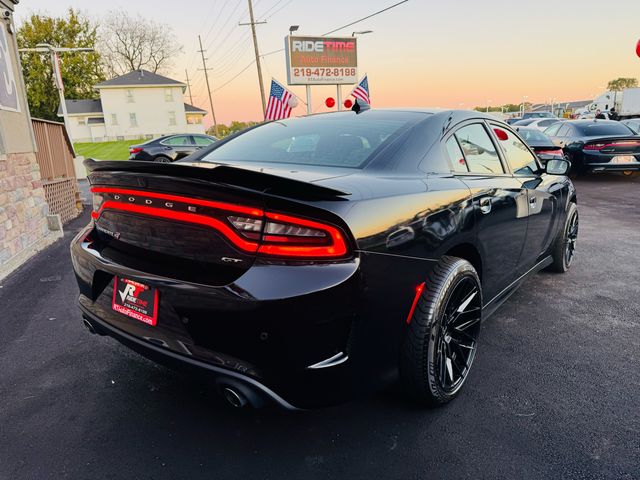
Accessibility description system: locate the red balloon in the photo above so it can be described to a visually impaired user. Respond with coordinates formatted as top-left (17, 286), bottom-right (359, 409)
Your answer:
top-left (636, 39), bottom-right (640, 58)
top-left (325, 97), bottom-right (336, 108)
top-left (343, 99), bottom-right (353, 109)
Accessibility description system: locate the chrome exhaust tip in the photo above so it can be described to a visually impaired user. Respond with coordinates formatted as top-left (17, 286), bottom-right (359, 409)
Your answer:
top-left (222, 387), bottom-right (247, 408)
top-left (83, 318), bottom-right (96, 335)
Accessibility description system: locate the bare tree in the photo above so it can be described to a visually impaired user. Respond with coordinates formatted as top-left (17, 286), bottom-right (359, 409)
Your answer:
top-left (99, 11), bottom-right (183, 77)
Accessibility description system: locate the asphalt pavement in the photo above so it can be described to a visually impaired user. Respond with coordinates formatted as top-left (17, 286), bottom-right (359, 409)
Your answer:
top-left (1, 174), bottom-right (638, 480)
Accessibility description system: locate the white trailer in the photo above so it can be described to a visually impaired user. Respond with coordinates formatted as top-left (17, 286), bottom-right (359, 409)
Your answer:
top-left (618, 88), bottom-right (640, 119)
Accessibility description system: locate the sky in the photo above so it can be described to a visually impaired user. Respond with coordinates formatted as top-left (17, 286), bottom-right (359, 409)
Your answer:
top-left (14, 0), bottom-right (640, 125)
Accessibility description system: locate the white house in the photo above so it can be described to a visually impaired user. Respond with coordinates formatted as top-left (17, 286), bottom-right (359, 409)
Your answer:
top-left (59, 70), bottom-right (207, 142)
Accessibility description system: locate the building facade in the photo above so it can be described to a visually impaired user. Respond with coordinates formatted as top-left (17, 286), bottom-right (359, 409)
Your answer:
top-left (0, 0), bottom-right (60, 280)
top-left (61, 70), bottom-right (207, 143)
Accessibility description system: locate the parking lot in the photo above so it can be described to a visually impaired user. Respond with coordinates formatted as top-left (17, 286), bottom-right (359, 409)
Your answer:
top-left (0, 174), bottom-right (638, 480)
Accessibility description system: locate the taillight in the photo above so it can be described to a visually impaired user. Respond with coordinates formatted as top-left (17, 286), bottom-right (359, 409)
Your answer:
top-left (90, 187), bottom-right (350, 259)
top-left (228, 211), bottom-right (348, 258)
top-left (129, 147), bottom-right (143, 154)
top-left (584, 141), bottom-right (640, 151)
top-left (536, 149), bottom-right (564, 156)
top-left (584, 143), bottom-right (604, 151)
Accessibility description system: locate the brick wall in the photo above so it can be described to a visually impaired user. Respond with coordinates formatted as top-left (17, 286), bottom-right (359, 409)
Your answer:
top-left (0, 151), bottom-right (58, 278)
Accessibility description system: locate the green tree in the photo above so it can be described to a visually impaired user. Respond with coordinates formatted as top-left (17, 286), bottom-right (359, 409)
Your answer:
top-left (17, 9), bottom-right (104, 120)
top-left (207, 120), bottom-right (260, 138)
top-left (607, 77), bottom-right (638, 92)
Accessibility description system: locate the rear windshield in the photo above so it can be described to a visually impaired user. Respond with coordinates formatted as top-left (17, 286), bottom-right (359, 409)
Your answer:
top-left (575, 122), bottom-right (634, 136)
top-left (199, 112), bottom-right (427, 169)
top-left (517, 128), bottom-right (550, 142)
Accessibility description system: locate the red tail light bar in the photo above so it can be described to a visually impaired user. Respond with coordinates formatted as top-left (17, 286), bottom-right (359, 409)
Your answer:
top-left (90, 187), bottom-right (349, 259)
top-left (129, 147), bottom-right (143, 154)
top-left (584, 141), bottom-right (640, 151)
top-left (535, 149), bottom-right (564, 156)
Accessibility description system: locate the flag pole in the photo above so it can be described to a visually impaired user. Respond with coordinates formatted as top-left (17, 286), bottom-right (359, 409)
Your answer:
top-left (306, 85), bottom-right (312, 115)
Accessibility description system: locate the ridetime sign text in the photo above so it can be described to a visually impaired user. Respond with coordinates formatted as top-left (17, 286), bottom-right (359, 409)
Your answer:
top-left (285, 35), bottom-right (358, 85)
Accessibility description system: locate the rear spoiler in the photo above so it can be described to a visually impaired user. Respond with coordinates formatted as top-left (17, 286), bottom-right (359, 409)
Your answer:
top-left (84, 159), bottom-right (350, 201)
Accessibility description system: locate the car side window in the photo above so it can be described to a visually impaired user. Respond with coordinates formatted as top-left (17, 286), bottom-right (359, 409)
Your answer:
top-left (544, 122), bottom-right (563, 136)
top-left (163, 136), bottom-right (190, 146)
top-left (444, 136), bottom-right (469, 173)
top-left (194, 136), bottom-right (215, 146)
top-left (556, 124), bottom-right (571, 137)
top-left (491, 125), bottom-right (540, 176)
top-left (454, 124), bottom-right (504, 174)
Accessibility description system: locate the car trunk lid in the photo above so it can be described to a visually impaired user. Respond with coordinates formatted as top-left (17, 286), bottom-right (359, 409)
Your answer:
top-left (86, 159), bottom-right (352, 286)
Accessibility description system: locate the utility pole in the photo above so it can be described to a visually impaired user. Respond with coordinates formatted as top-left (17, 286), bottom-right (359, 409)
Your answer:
top-left (197, 35), bottom-right (219, 137)
top-left (240, 0), bottom-right (267, 118)
top-left (184, 69), bottom-right (194, 105)
top-left (18, 43), bottom-right (93, 146)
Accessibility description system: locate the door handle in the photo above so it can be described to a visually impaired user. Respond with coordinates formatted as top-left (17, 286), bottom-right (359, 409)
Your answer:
top-left (529, 196), bottom-right (537, 206)
top-left (479, 197), bottom-right (492, 214)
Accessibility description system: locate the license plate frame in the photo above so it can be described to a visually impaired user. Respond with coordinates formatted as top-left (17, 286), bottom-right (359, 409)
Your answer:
top-left (112, 276), bottom-right (159, 326)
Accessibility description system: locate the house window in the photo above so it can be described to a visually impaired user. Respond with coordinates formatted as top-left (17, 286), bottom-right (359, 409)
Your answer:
top-left (77, 117), bottom-right (86, 125)
top-left (187, 115), bottom-right (202, 125)
top-left (111, 113), bottom-right (118, 126)
top-left (168, 111), bottom-right (176, 126)
top-left (164, 89), bottom-right (174, 102)
top-left (129, 113), bottom-right (138, 127)
top-left (126, 90), bottom-right (134, 103)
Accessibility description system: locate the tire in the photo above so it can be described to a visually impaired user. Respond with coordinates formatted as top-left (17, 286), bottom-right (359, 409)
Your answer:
top-left (400, 256), bottom-right (482, 407)
top-left (154, 155), bottom-right (172, 163)
top-left (548, 202), bottom-right (578, 273)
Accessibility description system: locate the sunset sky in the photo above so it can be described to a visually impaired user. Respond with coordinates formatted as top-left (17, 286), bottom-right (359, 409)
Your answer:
top-left (14, 0), bottom-right (640, 125)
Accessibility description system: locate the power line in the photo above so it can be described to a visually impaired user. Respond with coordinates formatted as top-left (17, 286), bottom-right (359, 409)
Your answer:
top-left (214, 59), bottom-right (256, 92)
top-left (322, 0), bottom-right (409, 36)
top-left (264, 0), bottom-right (294, 20)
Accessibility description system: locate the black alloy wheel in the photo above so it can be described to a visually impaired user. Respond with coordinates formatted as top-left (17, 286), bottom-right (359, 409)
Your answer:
top-left (549, 201), bottom-right (578, 273)
top-left (400, 256), bottom-right (482, 406)
top-left (564, 208), bottom-right (579, 268)
top-left (436, 276), bottom-right (482, 394)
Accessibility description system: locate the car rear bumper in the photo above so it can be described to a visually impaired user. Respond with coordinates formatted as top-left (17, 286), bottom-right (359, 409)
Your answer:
top-left (584, 161), bottom-right (640, 171)
top-left (71, 223), bottom-right (436, 408)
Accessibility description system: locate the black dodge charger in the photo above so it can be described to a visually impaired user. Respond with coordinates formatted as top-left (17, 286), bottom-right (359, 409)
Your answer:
top-left (72, 109), bottom-right (578, 409)
top-left (544, 119), bottom-right (640, 174)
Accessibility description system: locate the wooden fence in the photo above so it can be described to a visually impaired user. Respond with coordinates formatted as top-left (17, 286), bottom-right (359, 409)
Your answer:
top-left (32, 118), bottom-right (80, 224)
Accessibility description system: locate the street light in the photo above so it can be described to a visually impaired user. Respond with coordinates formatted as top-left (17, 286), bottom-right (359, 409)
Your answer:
top-left (289, 25), bottom-right (299, 35)
top-left (352, 30), bottom-right (373, 36)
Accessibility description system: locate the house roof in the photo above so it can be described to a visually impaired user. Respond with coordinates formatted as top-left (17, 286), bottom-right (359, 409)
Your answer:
top-left (96, 69), bottom-right (185, 88)
top-left (184, 103), bottom-right (207, 114)
top-left (57, 98), bottom-right (103, 116)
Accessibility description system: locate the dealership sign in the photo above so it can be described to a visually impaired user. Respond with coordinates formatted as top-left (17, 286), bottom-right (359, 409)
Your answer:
top-left (285, 35), bottom-right (358, 85)
top-left (0, 26), bottom-right (20, 112)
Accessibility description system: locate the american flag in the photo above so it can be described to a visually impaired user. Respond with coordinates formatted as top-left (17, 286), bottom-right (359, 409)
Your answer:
top-left (351, 74), bottom-right (370, 105)
top-left (265, 79), bottom-right (294, 121)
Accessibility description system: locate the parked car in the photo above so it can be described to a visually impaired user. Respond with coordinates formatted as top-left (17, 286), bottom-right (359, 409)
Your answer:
top-left (525, 118), bottom-right (564, 131)
top-left (515, 127), bottom-right (565, 164)
top-left (505, 117), bottom-right (522, 125)
top-left (128, 134), bottom-right (218, 162)
top-left (621, 118), bottom-right (640, 134)
top-left (522, 111), bottom-right (557, 120)
top-left (511, 119), bottom-right (537, 126)
top-left (73, 109), bottom-right (577, 410)
top-left (544, 120), bottom-right (640, 174)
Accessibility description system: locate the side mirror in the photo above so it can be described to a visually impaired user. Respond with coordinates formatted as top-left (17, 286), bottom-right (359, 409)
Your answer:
top-left (545, 158), bottom-right (570, 175)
